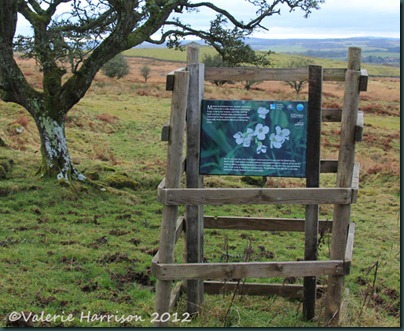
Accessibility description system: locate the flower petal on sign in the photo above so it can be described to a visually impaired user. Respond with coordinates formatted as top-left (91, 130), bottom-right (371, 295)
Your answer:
top-left (269, 133), bottom-right (283, 149)
top-left (254, 123), bottom-right (270, 140)
top-left (233, 132), bottom-right (244, 145)
top-left (257, 107), bottom-right (269, 119)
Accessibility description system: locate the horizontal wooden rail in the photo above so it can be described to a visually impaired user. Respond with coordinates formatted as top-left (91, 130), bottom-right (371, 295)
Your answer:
top-left (158, 187), bottom-right (352, 206)
top-left (204, 216), bottom-right (332, 232)
top-left (152, 260), bottom-right (345, 280)
top-left (205, 67), bottom-right (346, 82)
top-left (204, 281), bottom-right (326, 299)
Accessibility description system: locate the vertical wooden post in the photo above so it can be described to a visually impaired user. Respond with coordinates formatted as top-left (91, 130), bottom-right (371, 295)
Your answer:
top-left (326, 47), bottom-right (362, 325)
top-left (303, 65), bottom-right (323, 321)
top-left (185, 45), bottom-right (205, 315)
top-left (155, 70), bottom-right (189, 327)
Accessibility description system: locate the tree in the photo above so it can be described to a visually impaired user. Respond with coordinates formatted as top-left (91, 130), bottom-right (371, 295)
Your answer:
top-left (140, 64), bottom-right (151, 83)
top-left (285, 57), bottom-right (315, 96)
top-left (202, 54), bottom-right (230, 86)
top-left (102, 53), bottom-right (130, 79)
top-left (0, 0), bottom-right (325, 182)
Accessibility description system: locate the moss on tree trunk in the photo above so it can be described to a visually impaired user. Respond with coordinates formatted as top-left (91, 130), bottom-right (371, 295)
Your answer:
top-left (34, 114), bottom-right (85, 182)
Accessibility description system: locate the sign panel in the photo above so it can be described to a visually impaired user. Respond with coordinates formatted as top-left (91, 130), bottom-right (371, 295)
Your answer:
top-left (200, 100), bottom-right (308, 177)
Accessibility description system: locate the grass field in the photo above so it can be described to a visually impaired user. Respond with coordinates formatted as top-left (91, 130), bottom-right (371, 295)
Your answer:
top-left (0, 49), bottom-right (400, 327)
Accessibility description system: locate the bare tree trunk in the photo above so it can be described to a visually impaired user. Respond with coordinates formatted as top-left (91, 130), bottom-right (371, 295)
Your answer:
top-left (33, 114), bottom-right (85, 182)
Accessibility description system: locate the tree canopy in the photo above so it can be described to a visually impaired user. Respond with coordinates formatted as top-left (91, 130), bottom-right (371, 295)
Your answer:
top-left (0, 0), bottom-right (325, 182)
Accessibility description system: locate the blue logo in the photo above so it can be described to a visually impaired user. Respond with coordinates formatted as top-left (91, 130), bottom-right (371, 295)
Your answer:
top-left (296, 103), bottom-right (304, 111)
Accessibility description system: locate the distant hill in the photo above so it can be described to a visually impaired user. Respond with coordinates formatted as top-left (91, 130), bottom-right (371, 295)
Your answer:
top-left (244, 36), bottom-right (400, 51)
top-left (136, 36), bottom-right (400, 65)
top-left (244, 37), bottom-right (400, 65)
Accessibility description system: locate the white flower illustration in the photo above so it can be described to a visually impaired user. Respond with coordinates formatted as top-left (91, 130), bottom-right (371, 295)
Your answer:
top-left (275, 126), bottom-right (290, 143)
top-left (256, 142), bottom-right (267, 154)
top-left (257, 107), bottom-right (269, 119)
top-left (253, 123), bottom-right (269, 140)
top-left (269, 132), bottom-right (283, 149)
top-left (233, 128), bottom-right (254, 147)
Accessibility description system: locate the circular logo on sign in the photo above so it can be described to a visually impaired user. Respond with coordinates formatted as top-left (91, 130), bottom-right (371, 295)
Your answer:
top-left (296, 103), bottom-right (304, 111)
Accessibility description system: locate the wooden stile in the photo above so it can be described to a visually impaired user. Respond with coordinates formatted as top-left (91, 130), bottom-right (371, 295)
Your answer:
top-left (153, 46), bottom-right (363, 326)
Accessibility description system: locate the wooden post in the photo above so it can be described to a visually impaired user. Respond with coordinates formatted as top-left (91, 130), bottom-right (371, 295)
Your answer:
top-left (326, 47), bottom-right (362, 325)
top-left (185, 44), bottom-right (205, 315)
top-left (155, 70), bottom-right (189, 327)
top-left (303, 65), bottom-right (323, 320)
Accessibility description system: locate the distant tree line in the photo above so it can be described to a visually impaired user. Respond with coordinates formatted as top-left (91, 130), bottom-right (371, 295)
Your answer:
top-left (295, 49), bottom-right (399, 65)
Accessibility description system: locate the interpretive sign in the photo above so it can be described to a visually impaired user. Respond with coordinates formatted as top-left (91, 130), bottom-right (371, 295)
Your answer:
top-left (200, 100), bottom-right (308, 177)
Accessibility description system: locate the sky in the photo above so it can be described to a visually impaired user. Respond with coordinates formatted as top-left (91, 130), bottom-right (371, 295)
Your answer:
top-left (186, 0), bottom-right (401, 39)
top-left (16, 0), bottom-right (400, 40)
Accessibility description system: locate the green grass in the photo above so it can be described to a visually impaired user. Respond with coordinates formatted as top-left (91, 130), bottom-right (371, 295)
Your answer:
top-left (0, 56), bottom-right (400, 327)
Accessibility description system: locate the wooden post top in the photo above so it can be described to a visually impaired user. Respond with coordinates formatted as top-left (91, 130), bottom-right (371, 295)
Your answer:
top-left (187, 43), bottom-right (200, 64)
top-left (347, 47), bottom-right (362, 71)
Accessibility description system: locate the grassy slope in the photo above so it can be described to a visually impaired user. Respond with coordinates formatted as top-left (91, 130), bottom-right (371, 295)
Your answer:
top-left (124, 46), bottom-right (400, 77)
top-left (0, 51), bottom-right (400, 327)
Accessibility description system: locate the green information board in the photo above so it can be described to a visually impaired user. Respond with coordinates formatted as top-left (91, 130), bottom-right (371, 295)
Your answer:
top-left (200, 100), bottom-right (308, 177)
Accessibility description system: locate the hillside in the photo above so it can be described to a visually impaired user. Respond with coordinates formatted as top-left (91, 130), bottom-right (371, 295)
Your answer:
top-left (136, 36), bottom-right (400, 67)
top-left (124, 45), bottom-right (400, 77)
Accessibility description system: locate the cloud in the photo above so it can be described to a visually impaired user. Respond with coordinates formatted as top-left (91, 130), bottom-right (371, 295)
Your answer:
top-left (15, 0), bottom-right (400, 39)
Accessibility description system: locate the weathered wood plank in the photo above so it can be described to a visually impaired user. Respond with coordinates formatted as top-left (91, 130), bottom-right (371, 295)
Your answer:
top-left (344, 223), bottom-right (356, 264)
top-left (343, 223), bottom-right (356, 276)
top-left (155, 70), bottom-right (189, 326)
top-left (169, 282), bottom-right (184, 311)
top-left (185, 46), bottom-right (205, 315)
top-left (359, 69), bottom-right (369, 91)
top-left (304, 65), bottom-right (323, 321)
top-left (322, 108), bottom-right (342, 122)
top-left (151, 217), bottom-right (185, 269)
top-left (355, 111), bottom-right (364, 142)
top-left (154, 260), bottom-right (344, 280)
top-left (158, 187), bottom-right (352, 205)
top-left (351, 162), bottom-right (360, 203)
top-left (161, 120), bottom-right (170, 141)
top-left (320, 160), bottom-right (338, 173)
top-left (204, 67), bottom-right (346, 82)
top-left (204, 216), bottom-right (332, 233)
top-left (204, 281), bottom-right (327, 299)
top-left (166, 68), bottom-right (186, 91)
top-left (327, 47), bottom-right (362, 324)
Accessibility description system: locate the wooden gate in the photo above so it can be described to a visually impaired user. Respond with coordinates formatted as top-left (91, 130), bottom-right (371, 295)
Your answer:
top-left (152, 45), bottom-right (367, 326)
